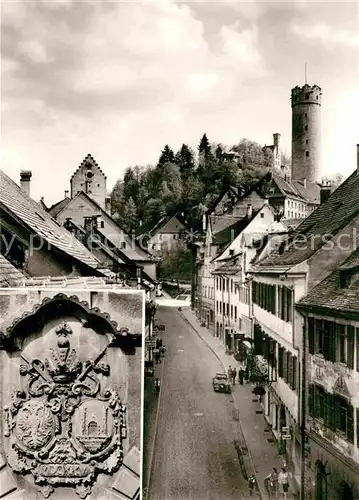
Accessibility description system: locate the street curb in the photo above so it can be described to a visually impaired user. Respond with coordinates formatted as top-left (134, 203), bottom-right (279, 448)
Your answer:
top-left (179, 310), bottom-right (264, 500)
top-left (145, 353), bottom-right (165, 497)
top-left (179, 311), bottom-right (225, 369)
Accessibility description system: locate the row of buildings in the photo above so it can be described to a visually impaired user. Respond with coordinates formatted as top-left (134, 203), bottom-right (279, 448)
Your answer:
top-left (0, 154), bottom-right (160, 328)
top-left (194, 83), bottom-right (359, 500)
top-left (0, 158), bottom-right (153, 499)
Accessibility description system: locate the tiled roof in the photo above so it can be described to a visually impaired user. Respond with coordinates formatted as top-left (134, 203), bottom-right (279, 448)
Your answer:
top-left (212, 213), bottom-right (260, 246)
top-left (292, 180), bottom-right (320, 204)
top-left (212, 261), bottom-right (242, 275)
top-left (269, 174), bottom-right (305, 200)
top-left (38, 198), bottom-right (48, 211)
top-left (0, 171), bottom-right (109, 275)
top-left (48, 197), bottom-right (71, 218)
top-left (297, 247), bottom-right (359, 314)
top-left (0, 254), bottom-right (25, 287)
top-left (53, 191), bottom-right (155, 263)
top-left (141, 213), bottom-right (187, 237)
top-left (254, 169), bottom-right (359, 270)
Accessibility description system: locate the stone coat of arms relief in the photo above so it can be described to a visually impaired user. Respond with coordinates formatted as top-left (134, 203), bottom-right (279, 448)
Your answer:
top-left (3, 322), bottom-right (127, 499)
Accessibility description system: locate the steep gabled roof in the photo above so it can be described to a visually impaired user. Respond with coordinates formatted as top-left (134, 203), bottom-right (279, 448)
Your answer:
top-left (48, 197), bottom-right (71, 218)
top-left (0, 171), bottom-right (109, 275)
top-left (0, 254), bottom-right (26, 287)
top-left (142, 213), bottom-right (187, 237)
top-left (296, 246), bottom-right (359, 315)
top-left (51, 190), bottom-right (155, 262)
top-left (254, 169), bottom-right (359, 270)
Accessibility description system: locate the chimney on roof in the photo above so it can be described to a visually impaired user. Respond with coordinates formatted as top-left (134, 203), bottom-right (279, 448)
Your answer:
top-left (20, 170), bottom-right (32, 197)
top-left (303, 178), bottom-right (307, 189)
top-left (273, 133), bottom-right (281, 152)
top-left (64, 190), bottom-right (69, 198)
top-left (105, 195), bottom-right (111, 214)
top-left (246, 204), bottom-right (253, 219)
top-left (319, 179), bottom-right (332, 205)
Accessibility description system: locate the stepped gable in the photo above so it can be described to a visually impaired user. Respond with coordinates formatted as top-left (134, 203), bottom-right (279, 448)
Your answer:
top-left (254, 169), bottom-right (359, 269)
top-left (70, 153), bottom-right (107, 181)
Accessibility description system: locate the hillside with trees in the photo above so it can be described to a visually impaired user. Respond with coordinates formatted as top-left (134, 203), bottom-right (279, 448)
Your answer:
top-left (110, 133), bottom-right (286, 235)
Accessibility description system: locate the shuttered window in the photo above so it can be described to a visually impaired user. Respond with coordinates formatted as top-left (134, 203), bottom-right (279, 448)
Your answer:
top-left (283, 349), bottom-right (288, 382)
top-left (278, 347), bottom-right (284, 378)
top-left (308, 384), bottom-right (315, 417)
top-left (292, 357), bottom-right (298, 392)
top-left (311, 385), bottom-right (354, 443)
top-left (308, 317), bottom-right (315, 354)
top-left (287, 353), bottom-right (293, 389)
top-left (347, 326), bottom-right (354, 370)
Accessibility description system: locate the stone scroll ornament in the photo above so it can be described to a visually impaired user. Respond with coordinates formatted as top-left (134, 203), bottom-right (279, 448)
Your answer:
top-left (3, 323), bottom-right (127, 499)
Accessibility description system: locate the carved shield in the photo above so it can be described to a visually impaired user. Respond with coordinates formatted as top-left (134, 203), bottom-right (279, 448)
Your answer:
top-left (73, 399), bottom-right (114, 454)
top-left (15, 400), bottom-right (56, 451)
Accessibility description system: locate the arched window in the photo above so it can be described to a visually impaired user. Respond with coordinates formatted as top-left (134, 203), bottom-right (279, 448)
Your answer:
top-left (88, 421), bottom-right (98, 435)
top-left (315, 461), bottom-right (327, 500)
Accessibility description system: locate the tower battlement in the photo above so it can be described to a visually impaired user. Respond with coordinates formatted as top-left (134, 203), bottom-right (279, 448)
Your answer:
top-left (291, 84), bottom-right (322, 107)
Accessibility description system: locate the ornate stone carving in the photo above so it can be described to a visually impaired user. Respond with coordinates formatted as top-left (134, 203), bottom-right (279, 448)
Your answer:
top-left (3, 323), bottom-right (127, 499)
top-left (333, 375), bottom-right (351, 398)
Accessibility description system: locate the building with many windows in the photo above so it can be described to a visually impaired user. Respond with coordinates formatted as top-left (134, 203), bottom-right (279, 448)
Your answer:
top-left (296, 246), bottom-right (359, 500)
top-left (249, 145), bottom-right (359, 487)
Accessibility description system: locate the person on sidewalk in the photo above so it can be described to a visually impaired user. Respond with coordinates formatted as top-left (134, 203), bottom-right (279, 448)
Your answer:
top-left (265, 468), bottom-right (279, 498)
top-left (228, 366), bottom-right (233, 381)
top-left (248, 475), bottom-right (256, 497)
top-left (154, 378), bottom-right (161, 394)
top-left (278, 467), bottom-right (290, 499)
top-left (231, 367), bottom-right (237, 385)
top-left (238, 369), bottom-right (245, 385)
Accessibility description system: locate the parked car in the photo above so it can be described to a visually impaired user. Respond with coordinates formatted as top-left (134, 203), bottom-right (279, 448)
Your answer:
top-left (175, 293), bottom-right (191, 305)
top-left (212, 373), bottom-right (231, 393)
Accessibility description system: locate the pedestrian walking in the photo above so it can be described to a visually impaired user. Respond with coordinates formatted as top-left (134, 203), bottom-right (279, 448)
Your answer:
top-left (228, 365), bottom-right (233, 381)
top-left (265, 468), bottom-right (279, 498)
top-left (160, 345), bottom-right (166, 359)
top-left (238, 369), bottom-right (245, 385)
top-left (153, 348), bottom-right (160, 364)
top-left (248, 475), bottom-right (256, 497)
top-left (231, 367), bottom-right (237, 385)
top-left (154, 378), bottom-right (161, 394)
top-left (278, 467), bottom-right (290, 499)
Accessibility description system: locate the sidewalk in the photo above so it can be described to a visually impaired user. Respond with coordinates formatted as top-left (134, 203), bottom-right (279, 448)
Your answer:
top-left (143, 345), bottom-right (165, 494)
top-left (180, 307), bottom-right (298, 500)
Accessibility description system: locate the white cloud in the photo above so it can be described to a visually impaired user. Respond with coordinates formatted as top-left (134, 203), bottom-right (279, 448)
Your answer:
top-left (17, 39), bottom-right (53, 64)
top-left (290, 21), bottom-right (359, 48)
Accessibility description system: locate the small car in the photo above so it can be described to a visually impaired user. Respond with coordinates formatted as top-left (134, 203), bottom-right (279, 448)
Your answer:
top-left (212, 373), bottom-right (231, 393)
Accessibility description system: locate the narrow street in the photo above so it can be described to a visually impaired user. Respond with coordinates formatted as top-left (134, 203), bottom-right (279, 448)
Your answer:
top-left (146, 307), bottom-right (248, 500)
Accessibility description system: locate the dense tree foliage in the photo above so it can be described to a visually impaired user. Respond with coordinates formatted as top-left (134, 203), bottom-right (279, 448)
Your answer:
top-left (111, 134), bottom-right (282, 234)
top-left (158, 247), bottom-right (193, 282)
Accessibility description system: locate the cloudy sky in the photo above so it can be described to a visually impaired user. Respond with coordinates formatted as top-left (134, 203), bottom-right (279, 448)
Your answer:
top-left (1, 0), bottom-right (359, 205)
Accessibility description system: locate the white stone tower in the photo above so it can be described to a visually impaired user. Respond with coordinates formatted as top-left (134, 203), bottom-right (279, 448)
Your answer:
top-left (291, 84), bottom-right (322, 182)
